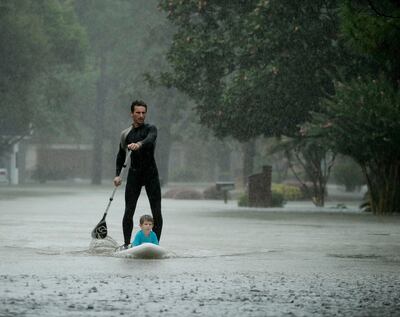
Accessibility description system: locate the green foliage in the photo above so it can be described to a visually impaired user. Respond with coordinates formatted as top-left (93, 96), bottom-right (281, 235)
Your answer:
top-left (307, 76), bottom-right (400, 163)
top-left (237, 189), bottom-right (286, 207)
top-left (272, 135), bottom-right (335, 206)
top-left (158, 0), bottom-right (349, 140)
top-left (302, 1), bottom-right (400, 214)
top-left (0, 0), bottom-right (87, 146)
top-left (272, 184), bottom-right (304, 201)
top-left (271, 190), bottom-right (286, 207)
top-left (238, 192), bottom-right (249, 207)
top-left (339, 0), bottom-right (400, 81)
top-left (73, 0), bottom-right (187, 183)
top-left (306, 75), bottom-right (400, 214)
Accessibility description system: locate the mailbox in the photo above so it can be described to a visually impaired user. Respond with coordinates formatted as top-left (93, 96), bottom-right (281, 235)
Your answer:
top-left (215, 181), bottom-right (235, 203)
top-left (216, 181), bottom-right (235, 191)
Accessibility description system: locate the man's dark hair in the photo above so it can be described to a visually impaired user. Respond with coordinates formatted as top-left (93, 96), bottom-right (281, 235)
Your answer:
top-left (131, 100), bottom-right (147, 112)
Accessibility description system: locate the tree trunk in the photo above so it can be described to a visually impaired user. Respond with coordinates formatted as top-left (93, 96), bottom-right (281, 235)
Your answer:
top-left (307, 157), bottom-right (326, 207)
top-left (216, 141), bottom-right (231, 181)
top-left (91, 54), bottom-right (108, 185)
top-left (364, 161), bottom-right (400, 214)
top-left (242, 139), bottom-right (255, 186)
top-left (287, 143), bottom-right (334, 207)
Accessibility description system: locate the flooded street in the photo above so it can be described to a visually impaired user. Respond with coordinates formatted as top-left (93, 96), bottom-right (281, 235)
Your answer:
top-left (2, 1), bottom-right (399, 316)
top-left (1, 185), bottom-right (400, 316)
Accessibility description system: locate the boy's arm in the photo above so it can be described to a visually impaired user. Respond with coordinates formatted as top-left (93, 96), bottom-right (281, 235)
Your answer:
top-left (132, 231), bottom-right (142, 246)
top-left (151, 231), bottom-right (159, 245)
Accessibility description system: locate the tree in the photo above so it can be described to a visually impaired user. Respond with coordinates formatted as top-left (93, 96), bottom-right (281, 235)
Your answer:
top-left (303, 0), bottom-right (400, 214)
top-left (0, 0), bottom-right (86, 155)
top-left (73, 0), bottom-right (130, 184)
top-left (74, 0), bottom-right (162, 183)
top-left (158, 1), bottom-right (349, 184)
top-left (74, 0), bottom-right (187, 184)
top-left (272, 136), bottom-right (335, 207)
top-left (306, 76), bottom-right (400, 214)
top-left (340, 0), bottom-right (400, 83)
top-left (158, 0), bottom-right (348, 139)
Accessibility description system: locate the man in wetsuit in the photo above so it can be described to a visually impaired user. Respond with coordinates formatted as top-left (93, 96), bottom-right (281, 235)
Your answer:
top-left (113, 100), bottom-right (162, 250)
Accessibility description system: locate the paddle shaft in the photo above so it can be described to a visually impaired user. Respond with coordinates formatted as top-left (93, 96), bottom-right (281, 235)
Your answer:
top-left (103, 150), bottom-right (131, 218)
top-left (91, 149), bottom-right (131, 239)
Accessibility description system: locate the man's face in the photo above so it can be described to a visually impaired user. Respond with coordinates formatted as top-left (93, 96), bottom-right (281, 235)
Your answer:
top-left (131, 105), bottom-right (147, 126)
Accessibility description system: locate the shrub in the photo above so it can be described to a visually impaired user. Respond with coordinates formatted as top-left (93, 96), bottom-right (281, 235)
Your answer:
top-left (272, 183), bottom-right (304, 201)
top-left (163, 188), bottom-right (203, 200)
top-left (237, 190), bottom-right (285, 207)
top-left (238, 193), bottom-right (249, 207)
top-left (271, 190), bottom-right (285, 207)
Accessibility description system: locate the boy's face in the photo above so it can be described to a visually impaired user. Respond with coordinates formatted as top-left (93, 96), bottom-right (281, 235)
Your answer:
top-left (140, 220), bottom-right (153, 234)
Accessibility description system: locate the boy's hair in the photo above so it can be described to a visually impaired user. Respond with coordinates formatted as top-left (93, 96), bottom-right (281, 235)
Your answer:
top-left (131, 100), bottom-right (147, 112)
top-left (139, 214), bottom-right (154, 225)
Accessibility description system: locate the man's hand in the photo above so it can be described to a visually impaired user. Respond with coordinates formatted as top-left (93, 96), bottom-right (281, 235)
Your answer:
top-left (113, 176), bottom-right (122, 187)
top-left (127, 142), bottom-right (142, 151)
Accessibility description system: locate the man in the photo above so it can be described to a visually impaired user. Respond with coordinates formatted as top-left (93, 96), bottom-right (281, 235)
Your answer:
top-left (114, 100), bottom-right (162, 250)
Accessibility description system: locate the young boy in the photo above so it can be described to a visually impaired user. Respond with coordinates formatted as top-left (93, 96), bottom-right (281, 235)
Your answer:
top-left (132, 214), bottom-right (159, 246)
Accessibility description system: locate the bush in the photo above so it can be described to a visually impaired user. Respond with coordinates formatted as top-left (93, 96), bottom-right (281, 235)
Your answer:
top-left (237, 190), bottom-right (285, 207)
top-left (238, 193), bottom-right (249, 207)
top-left (272, 183), bottom-right (304, 201)
top-left (163, 188), bottom-right (203, 200)
top-left (271, 190), bottom-right (285, 207)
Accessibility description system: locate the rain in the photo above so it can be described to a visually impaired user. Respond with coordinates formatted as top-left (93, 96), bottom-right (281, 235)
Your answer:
top-left (1, 1), bottom-right (400, 316)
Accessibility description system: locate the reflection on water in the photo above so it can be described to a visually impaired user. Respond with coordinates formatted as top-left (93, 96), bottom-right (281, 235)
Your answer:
top-left (87, 235), bottom-right (274, 260)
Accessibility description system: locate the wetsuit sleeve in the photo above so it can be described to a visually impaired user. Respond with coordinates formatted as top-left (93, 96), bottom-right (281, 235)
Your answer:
top-left (139, 125), bottom-right (157, 148)
top-left (115, 143), bottom-right (126, 176)
top-left (132, 231), bottom-right (142, 246)
top-left (151, 231), bottom-right (159, 245)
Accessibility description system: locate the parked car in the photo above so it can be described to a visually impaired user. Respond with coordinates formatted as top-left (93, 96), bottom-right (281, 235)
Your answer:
top-left (0, 168), bottom-right (9, 184)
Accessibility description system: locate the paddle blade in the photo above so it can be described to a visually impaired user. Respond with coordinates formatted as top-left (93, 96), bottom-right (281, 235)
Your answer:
top-left (91, 219), bottom-right (107, 239)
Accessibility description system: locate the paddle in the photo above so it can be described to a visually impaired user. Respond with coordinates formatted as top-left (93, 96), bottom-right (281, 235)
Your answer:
top-left (91, 150), bottom-right (131, 239)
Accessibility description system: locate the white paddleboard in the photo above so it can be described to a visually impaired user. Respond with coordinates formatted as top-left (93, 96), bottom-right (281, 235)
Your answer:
top-left (114, 243), bottom-right (167, 259)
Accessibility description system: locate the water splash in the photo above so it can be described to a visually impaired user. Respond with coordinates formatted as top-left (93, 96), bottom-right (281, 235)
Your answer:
top-left (88, 236), bottom-right (119, 255)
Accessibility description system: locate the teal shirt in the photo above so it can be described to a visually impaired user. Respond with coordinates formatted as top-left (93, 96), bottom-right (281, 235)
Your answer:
top-left (132, 230), bottom-right (159, 246)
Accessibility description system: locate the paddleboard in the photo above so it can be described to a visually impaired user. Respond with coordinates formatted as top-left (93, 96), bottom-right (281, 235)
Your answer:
top-left (114, 243), bottom-right (167, 259)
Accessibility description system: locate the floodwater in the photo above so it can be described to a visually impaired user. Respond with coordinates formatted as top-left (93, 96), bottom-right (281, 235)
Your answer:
top-left (1, 184), bottom-right (400, 316)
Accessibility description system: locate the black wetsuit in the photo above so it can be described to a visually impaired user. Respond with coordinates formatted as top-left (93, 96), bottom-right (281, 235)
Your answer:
top-left (116, 123), bottom-right (162, 245)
